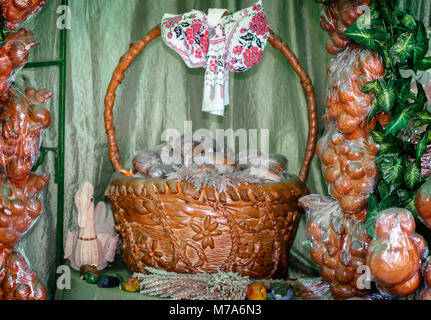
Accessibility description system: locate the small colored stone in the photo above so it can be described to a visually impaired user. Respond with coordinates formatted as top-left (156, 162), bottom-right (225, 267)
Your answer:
top-left (97, 276), bottom-right (120, 288)
top-left (83, 271), bottom-right (99, 284)
top-left (292, 283), bottom-right (301, 296)
top-left (277, 288), bottom-right (294, 300)
top-left (247, 282), bottom-right (268, 300)
top-left (80, 265), bottom-right (99, 277)
top-left (122, 277), bottom-right (140, 292)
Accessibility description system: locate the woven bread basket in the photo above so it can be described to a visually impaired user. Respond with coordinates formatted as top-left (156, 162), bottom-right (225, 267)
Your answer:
top-left (104, 25), bottom-right (318, 279)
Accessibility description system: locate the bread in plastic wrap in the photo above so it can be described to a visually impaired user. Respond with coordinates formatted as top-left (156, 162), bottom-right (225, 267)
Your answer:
top-left (421, 258), bottom-right (431, 300)
top-left (0, 88), bottom-right (52, 179)
top-left (367, 208), bottom-right (427, 297)
top-left (299, 194), bottom-right (372, 299)
top-left (293, 278), bottom-right (332, 300)
top-left (0, 29), bottom-right (39, 97)
top-left (415, 179), bottom-right (431, 229)
top-left (0, 0), bottom-right (47, 29)
top-left (316, 121), bottom-right (379, 214)
top-left (0, 250), bottom-right (47, 299)
top-left (325, 45), bottom-right (384, 134)
top-left (319, 0), bottom-right (371, 55)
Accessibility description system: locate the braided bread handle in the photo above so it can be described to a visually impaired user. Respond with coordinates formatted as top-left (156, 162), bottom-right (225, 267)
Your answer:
top-left (104, 25), bottom-right (318, 182)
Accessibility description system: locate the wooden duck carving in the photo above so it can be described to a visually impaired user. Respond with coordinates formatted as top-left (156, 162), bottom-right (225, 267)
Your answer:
top-left (64, 182), bottom-right (118, 271)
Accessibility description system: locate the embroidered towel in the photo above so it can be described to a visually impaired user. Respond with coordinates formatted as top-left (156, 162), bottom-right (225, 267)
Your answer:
top-left (161, 1), bottom-right (269, 116)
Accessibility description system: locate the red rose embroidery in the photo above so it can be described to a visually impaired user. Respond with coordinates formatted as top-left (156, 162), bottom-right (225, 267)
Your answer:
top-left (253, 4), bottom-right (261, 11)
top-left (164, 15), bottom-right (182, 29)
top-left (200, 30), bottom-right (209, 54)
top-left (194, 50), bottom-right (202, 59)
top-left (209, 60), bottom-right (217, 73)
top-left (186, 19), bottom-right (204, 45)
top-left (240, 28), bottom-right (247, 33)
top-left (249, 12), bottom-right (268, 36)
top-left (233, 46), bottom-right (243, 55)
top-left (243, 47), bottom-right (263, 68)
top-left (167, 32), bottom-right (173, 39)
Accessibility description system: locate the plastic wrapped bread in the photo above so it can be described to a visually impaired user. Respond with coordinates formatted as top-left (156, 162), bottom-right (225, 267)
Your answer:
top-left (320, 0), bottom-right (371, 55)
top-left (421, 258), bottom-right (431, 300)
top-left (299, 194), bottom-right (372, 299)
top-left (0, 173), bottom-right (48, 248)
top-left (294, 278), bottom-right (332, 300)
top-left (0, 0), bottom-right (47, 29)
top-left (0, 88), bottom-right (52, 179)
top-left (0, 29), bottom-right (39, 98)
top-left (366, 208), bottom-right (427, 297)
top-left (326, 45), bottom-right (384, 134)
top-left (415, 179), bottom-right (431, 229)
top-left (316, 122), bottom-right (379, 214)
top-left (0, 250), bottom-right (47, 300)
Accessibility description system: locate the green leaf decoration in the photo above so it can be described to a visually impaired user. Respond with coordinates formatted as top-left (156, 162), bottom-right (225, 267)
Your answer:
top-left (377, 134), bottom-right (405, 154)
top-left (367, 99), bottom-right (383, 122)
top-left (365, 213), bottom-right (376, 238)
top-left (365, 196), bottom-right (379, 237)
top-left (378, 0), bottom-right (394, 23)
top-left (389, 32), bottom-right (415, 64)
top-left (395, 77), bottom-right (412, 106)
top-left (397, 188), bottom-right (411, 202)
top-left (382, 48), bottom-right (392, 72)
top-left (377, 179), bottom-right (391, 199)
top-left (416, 111), bottom-right (431, 121)
top-left (376, 153), bottom-right (405, 190)
top-left (416, 81), bottom-right (428, 104)
top-left (411, 101), bottom-right (426, 113)
top-left (343, 22), bottom-right (385, 54)
top-left (393, 8), bottom-right (417, 31)
top-left (376, 78), bottom-right (396, 113)
top-left (377, 141), bottom-right (394, 154)
top-left (413, 111), bottom-right (431, 127)
top-left (417, 57), bottom-right (431, 71)
top-left (384, 106), bottom-right (413, 136)
top-left (370, 128), bottom-right (385, 144)
top-left (380, 193), bottom-right (398, 209)
top-left (414, 23), bottom-right (429, 67)
top-left (416, 131), bottom-right (429, 161)
top-left (365, 193), bottom-right (397, 237)
top-left (369, 120), bottom-right (384, 143)
top-left (398, 189), bottom-right (418, 217)
top-left (361, 79), bottom-right (380, 95)
top-left (404, 161), bottom-right (421, 190)
top-left (401, 14), bottom-right (417, 31)
top-left (368, 193), bottom-right (379, 213)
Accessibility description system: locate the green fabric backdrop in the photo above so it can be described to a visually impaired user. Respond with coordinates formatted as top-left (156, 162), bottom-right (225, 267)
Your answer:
top-left (10, 0), bottom-right (431, 298)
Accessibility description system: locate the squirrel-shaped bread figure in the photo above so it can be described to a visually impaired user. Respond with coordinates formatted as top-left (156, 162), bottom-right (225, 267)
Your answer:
top-left (64, 182), bottom-right (118, 271)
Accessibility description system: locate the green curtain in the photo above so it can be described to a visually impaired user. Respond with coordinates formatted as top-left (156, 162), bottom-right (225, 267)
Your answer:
top-left (11, 0), bottom-right (431, 298)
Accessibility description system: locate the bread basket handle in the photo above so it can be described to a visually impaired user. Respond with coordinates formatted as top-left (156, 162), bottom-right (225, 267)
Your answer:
top-left (104, 25), bottom-right (318, 182)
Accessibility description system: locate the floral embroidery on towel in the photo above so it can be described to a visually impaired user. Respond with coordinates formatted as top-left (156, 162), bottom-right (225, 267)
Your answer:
top-left (161, 1), bottom-right (269, 116)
